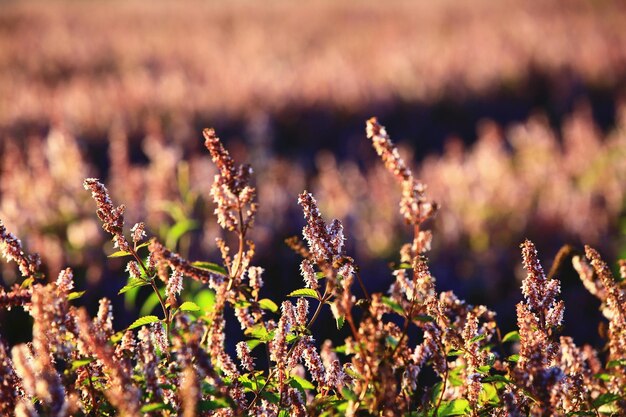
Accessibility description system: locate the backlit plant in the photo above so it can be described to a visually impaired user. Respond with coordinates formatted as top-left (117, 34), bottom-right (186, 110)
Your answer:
top-left (1, 119), bottom-right (626, 416)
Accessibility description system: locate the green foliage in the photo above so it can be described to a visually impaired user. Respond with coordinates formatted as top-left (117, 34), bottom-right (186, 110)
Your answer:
top-left (288, 288), bottom-right (318, 299)
top-left (127, 315), bottom-right (160, 330)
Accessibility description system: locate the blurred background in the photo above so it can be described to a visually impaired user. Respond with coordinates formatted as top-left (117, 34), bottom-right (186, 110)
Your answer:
top-left (2, 0), bottom-right (626, 348)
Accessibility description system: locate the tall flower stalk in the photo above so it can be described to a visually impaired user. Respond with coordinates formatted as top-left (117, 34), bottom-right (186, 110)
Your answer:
top-left (1, 120), bottom-right (626, 416)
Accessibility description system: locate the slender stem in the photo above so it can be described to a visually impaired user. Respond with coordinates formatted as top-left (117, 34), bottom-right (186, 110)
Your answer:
top-left (85, 364), bottom-right (100, 416)
top-left (355, 269), bottom-right (371, 302)
top-left (149, 279), bottom-right (170, 334)
top-left (390, 303), bottom-right (415, 360)
top-left (345, 309), bottom-right (360, 341)
top-left (130, 247), bottom-right (149, 276)
top-left (433, 340), bottom-right (449, 415)
top-left (129, 245), bottom-right (170, 333)
top-left (248, 372), bottom-right (272, 411)
top-left (389, 223), bottom-right (421, 359)
top-left (306, 297), bottom-right (326, 331)
top-left (227, 197), bottom-right (247, 292)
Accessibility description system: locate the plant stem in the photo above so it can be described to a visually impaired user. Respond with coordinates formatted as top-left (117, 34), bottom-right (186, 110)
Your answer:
top-left (433, 338), bottom-right (449, 415)
top-left (129, 245), bottom-right (170, 333)
top-left (355, 269), bottom-right (371, 302)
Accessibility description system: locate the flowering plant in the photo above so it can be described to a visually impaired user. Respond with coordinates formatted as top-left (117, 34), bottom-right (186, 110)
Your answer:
top-left (1, 119), bottom-right (626, 416)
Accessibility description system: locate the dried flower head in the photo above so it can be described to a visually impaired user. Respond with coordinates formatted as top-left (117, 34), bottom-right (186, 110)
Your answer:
top-left (83, 178), bottom-right (130, 251)
top-left (55, 268), bottom-right (74, 293)
top-left (298, 191), bottom-right (333, 264)
top-left (0, 220), bottom-right (40, 278)
top-left (366, 118), bottom-right (438, 225)
top-left (515, 240), bottom-right (565, 415)
top-left (166, 269), bottom-right (184, 306)
top-left (130, 222), bottom-right (146, 244)
top-left (248, 266), bottom-right (264, 294)
top-left (236, 341), bottom-right (255, 372)
top-left (300, 259), bottom-right (318, 290)
top-left (584, 246), bottom-right (626, 365)
top-left (125, 260), bottom-right (141, 280)
top-left (203, 128), bottom-right (258, 232)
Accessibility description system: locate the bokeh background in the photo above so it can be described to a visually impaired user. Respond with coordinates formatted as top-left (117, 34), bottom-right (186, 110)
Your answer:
top-left (2, 0), bottom-right (626, 348)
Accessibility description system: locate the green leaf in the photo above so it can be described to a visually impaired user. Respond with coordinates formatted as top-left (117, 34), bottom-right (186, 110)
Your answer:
top-left (341, 387), bottom-right (358, 401)
top-left (141, 403), bottom-right (170, 413)
top-left (469, 334), bottom-right (486, 343)
top-left (67, 291), bottom-right (86, 301)
top-left (335, 315), bottom-right (345, 330)
top-left (110, 331), bottom-right (124, 344)
top-left (381, 296), bottom-right (404, 314)
top-left (128, 315), bottom-right (160, 330)
top-left (108, 250), bottom-right (132, 258)
top-left (479, 383), bottom-right (499, 405)
top-left (437, 398), bottom-right (469, 416)
top-left (385, 335), bottom-right (398, 348)
top-left (135, 241), bottom-right (151, 250)
top-left (448, 368), bottom-right (464, 387)
top-left (20, 277), bottom-right (34, 288)
top-left (198, 398), bottom-right (230, 411)
top-left (344, 366), bottom-right (363, 381)
top-left (166, 219), bottom-right (198, 249)
top-left (502, 330), bottom-right (520, 343)
top-left (415, 314), bottom-right (435, 322)
top-left (507, 354), bottom-right (519, 363)
top-left (598, 403), bottom-right (620, 414)
top-left (71, 358), bottom-right (95, 371)
top-left (278, 411), bottom-right (290, 417)
top-left (191, 261), bottom-right (228, 276)
top-left (234, 300), bottom-right (252, 309)
top-left (118, 277), bottom-right (150, 295)
top-left (431, 381), bottom-right (443, 402)
top-left (335, 401), bottom-right (350, 413)
top-left (592, 393), bottom-right (621, 408)
top-left (140, 288), bottom-right (165, 316)
top-left (244, 324), bottom-right (272, 342)
top-left (246, 339), bottom-right (263, 350)
top-left (159, 201), bottom-right (187, 223)
top-left (288, 288), bottom-right (319, 299)
top-left (260, 390), bottom-right (280, 404)
top-left (595, 373), bottom-right (612, 382)
top-left (483, 375), bottom-right (510, 384)
top-left (334, 344), bottom-right (347, 354)
top-left (607, 359), bottom-right (626, 368)
top-left (179, 301), bottom-right (201, 312)
top-left (290, 375), bottom-right (315, 391)
top-left (258, 298), bottom-right (278, 313)
top-left (477, 365), bottom-right (491, 374)
top-left (238, 374), bottom-right (257, 391)
top-left (315, 272), bottom-right (326, 279)
top-left (124, 285), bottom-right (142, 310)
top-left (328, 300), bottom-right (345, 330)
top-left (195, 289), bottom-right (216, 312)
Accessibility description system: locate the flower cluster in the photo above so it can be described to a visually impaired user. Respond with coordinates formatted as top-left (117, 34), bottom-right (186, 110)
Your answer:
top-left (366, 117), bottom-right (438, 228)
top-left (0, 220), bottom-right (40, 279)
top-left (510, 240), bottom-right (565, 415)
top-left (204, 128), bottom-right (257, 233)
top-left (1, 120), bottom-right (626, 417)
